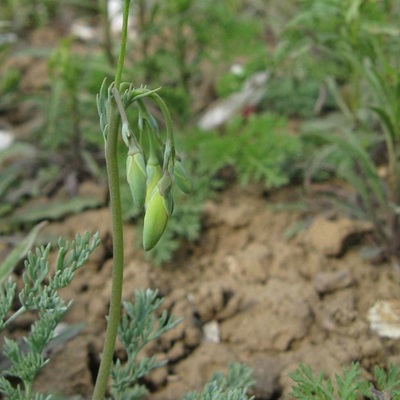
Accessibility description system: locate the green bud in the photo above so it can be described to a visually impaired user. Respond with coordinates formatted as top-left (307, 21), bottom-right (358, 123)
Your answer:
top-left (158, 172), bottom-right (173, 194)
top-left (126, 152), bottom-right (147, 210)
top-left (145, 160), bottom-right (163, 204)
top-left (174, 160), bottom-right (192, 194)
top-left (163, 190), bottom-right (174, 216)
top-left (143, 187), bottom-right (170, 251)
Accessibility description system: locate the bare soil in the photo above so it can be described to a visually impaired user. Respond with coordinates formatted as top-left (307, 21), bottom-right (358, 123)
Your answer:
top-left (27, 183), bottom-right (400, 399)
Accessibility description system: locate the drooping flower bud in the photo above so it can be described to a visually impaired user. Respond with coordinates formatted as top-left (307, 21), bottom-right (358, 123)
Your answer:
top-left (126, 152), bottom-right (147, 210)
top-left (173, 160), bottom-right (192, 194)
top-left (158, 173), bottom-right (174, 216)
top-left (144, 127), bottom-right (164, 205)
top-left (143, 186), bottom-right (171, 251)
top-left (145, 161), bottom-right (163, 205)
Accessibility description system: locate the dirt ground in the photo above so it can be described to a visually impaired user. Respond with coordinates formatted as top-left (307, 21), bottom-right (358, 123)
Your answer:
top-left (19, 182), bottom-right (400, 399)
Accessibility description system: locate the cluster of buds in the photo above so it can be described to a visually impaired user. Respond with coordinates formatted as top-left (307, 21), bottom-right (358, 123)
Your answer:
top-left (98, 81), bottom-right (191, 251)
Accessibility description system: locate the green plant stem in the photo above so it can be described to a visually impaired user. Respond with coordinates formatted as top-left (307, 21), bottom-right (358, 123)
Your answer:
top-left (4, 306), bottom-right (26, 329)
top-left (98, 0), bottom-right (115, 66)
top-left (91, 104), bottom-right (123, 400)
top-left (91, 1), bottom-right (131, 399)
top-left (175, 17), bottom-right (190, 94)
top-left (24, 382), bottom-right (32, 400)
top-left (138, 0), bottom-right (151, 82)
top-left (114, 0), bottom-right (130, 89)
top-left (149, 93), bottom-right (176, 170)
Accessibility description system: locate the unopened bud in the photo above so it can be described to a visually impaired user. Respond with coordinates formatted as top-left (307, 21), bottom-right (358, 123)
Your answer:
top-left (145, 161), bottom-right (163, 204)
top-left (158, 173), bottom-right (173, 195)
top-left (174, 160), bottom-right (192, 194)
top-left (143, 187), bottom-right (171, 251)
top-left (163, 190), bottom-right (174, 216)
top-left (126, 152), bottom-right (147, 210)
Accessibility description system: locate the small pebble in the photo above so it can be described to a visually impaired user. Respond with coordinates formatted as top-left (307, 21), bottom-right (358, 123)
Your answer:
top-left (202, 320), bottom-right (220, 343)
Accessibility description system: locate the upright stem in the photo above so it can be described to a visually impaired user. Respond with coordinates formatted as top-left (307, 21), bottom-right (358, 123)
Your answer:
top-left (91, 1), bottom-right (131, 399)
top-left (99, 0), bottom-right (115, 66)
top-left (115, 0), bottom-right (130, 89)
top-left (24, 382), bottom-right (32, 400)
top-left (138, 0), bottom-right (150, 82)
top-left (91, 105), bottom-right (123, 400)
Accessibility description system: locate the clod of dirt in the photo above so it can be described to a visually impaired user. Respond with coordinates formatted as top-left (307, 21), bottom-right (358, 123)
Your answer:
top-left (167, 341), bottom-right (186, 362)
top-left (152, 342), bottom-right (236, 400)
top-left (144, 353), bottom-right (169, 389)
top-left (194, 283), bottom-right (226, 322)
top-left (250, 355), bottom-right (286, 399)
top-left (33, 336), bottom-right (93, 397)
top-left (313, 270), bottom-right (355, 294)
top-left (220, 280), bottom-right (316, 352)
top-left (302, 217), bottom-right (373, 257)
top-left (313, 289), bottom-right (362, 335)
top-left (43, 208), bottom-right (112, 244)
top-left (157, 289), bottom-right (203, 352)
top-left (183, 325), bottom-right (202, 348)
top-left (121, 260), bottom-right (153, 298)
top-left (202, 201), bottom-right (251, 228)
top-left (224, 242), bottom-right (272, 283)
top-left (160, 320), bottom-right (185, 350)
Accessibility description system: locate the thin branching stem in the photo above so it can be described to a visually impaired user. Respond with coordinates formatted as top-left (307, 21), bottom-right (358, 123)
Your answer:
top-left (3, 306), bottom-right (26, 329)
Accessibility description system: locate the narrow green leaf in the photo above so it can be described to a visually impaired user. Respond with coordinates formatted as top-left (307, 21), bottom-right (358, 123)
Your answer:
top-left (325, 76), bottom-right (354, 121)
top-left (370, 106), bottom-right (396, 140)
top-left (0, 196), bottom-right (104, 230)
top-left (364, 63), bottom-right (389, 108)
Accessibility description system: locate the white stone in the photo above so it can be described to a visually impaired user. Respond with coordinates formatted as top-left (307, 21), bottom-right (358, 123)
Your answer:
top-left (368, 300), bottom-right (400, 339)
top-left (202, 320), bottom-right (220, 343)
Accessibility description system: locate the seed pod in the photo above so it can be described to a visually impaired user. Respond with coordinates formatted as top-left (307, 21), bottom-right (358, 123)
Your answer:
top-left (126, 152), bottom-right (147, 210)
top-left (173, 160), bottom-right (192, 194)
top-left (143, 187), bottom-right (170, 251)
